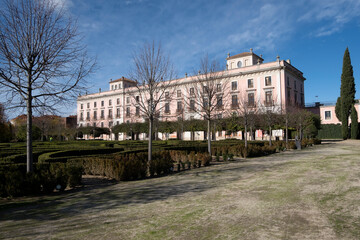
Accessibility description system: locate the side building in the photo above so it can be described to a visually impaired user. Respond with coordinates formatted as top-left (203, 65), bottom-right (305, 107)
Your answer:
top-left (77, 49), bottom-right (306, 140)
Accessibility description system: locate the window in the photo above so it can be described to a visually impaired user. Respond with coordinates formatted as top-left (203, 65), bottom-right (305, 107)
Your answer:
top-left (248, 93), bottom-right (255, 106)
top-left (80, 112), bottom-right (83, 121)
top-left (101, 110), bottom-right (104, 119)
top-left (101, 101), bottom-right (104, 107)
top-left (231, 81), bottom-right (237, 91)
top-left (265, 91), bottom-right (272, 105)
top-left (294, 93), bottom-right (298, 104)
top-left (80, 104), bottom-right (83, 110)
top-left (94, 102), bottom-right (97, 108)
top-left (93, 111), bottom-right (97, 120)
top-left (101, 122), bottom-right (104, 128)
top-left (109, 99), bottom-right (112, 106)
top-left (136, 96), bottom-right (140, 102)
top-left (165, 103), bottom-right (170, 113)
top-left (177, 90), bottom-right (181, 98)
top-left (265, 76), bottom-right (271, 86)
top-left (136, 106), bottom-right (140, 116)
top-left (93, 122), bottom-right (96, 127)
top-left (126, 107), bottom-right (130, 117)
top-left (287, 76), bottom-right (290, 86)
top-left (115, 85), bottom-right (117, 90)
top-left (248, 79), bottom-right (253, 88)
top-left (294, 81), bottom-right (297, 90)
top-left (325, 111), bottom-right (331, 120)
top-left (108, 109), bottom-right (112, 118)
top-left (86, 112), bottom-right (90, 120)
top-left (203, 86), bottom-right (208, 93)
top-left (216, 84), bottom-right (221, 92)
top-left (109, 121), bottom-right (113, 128)
top-left (87, 103), bottom-right (90, 108)
top-left (232, 95), bottom-right (238, 107)
top-left (301, 95), bottom-right (304, 105)
top-left (203, 98), bottom-right (208, 109)
top-left (216, 96), bottom-right (223, 108)
top-left (177, 101), bottom-right (182, 111)
top-left (237, 61), bottom-right (242, 68)
top-left (190, 88), bottom-right (195, 96)
top-left (126, 97), bottom-right (130, 104)
top-left (116, 121), bottom-right (119, 125)
top-left (111, 85), bottom-right (114, 90)
top-left (165, 92), bottom-right (169, 99)
top-left (287, 89), bottom-right (291, 99)
top-left (190, 100), bottom-right (195, 111)
top-left (117, 98), bottom-right (120, 105)
top-left (116, 108), bottom-right (120, 118)
top-left (217, 114), bottom-right (222, 119)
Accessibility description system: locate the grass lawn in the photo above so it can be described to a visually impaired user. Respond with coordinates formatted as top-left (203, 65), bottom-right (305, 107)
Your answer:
top-left (1, 140), bottom-right (360, 239)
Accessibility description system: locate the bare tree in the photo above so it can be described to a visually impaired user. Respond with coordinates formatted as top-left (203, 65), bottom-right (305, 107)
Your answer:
top-left (232, 92), bottom-right (259, 150)
top-left (0, 0), bottom-right (95, 172)
top-left (128, 42), bottom-right (175, 165)
top-left (259, 97), bottom-right (281, 146)
top-left (184, 55), bottom-right (228, 155)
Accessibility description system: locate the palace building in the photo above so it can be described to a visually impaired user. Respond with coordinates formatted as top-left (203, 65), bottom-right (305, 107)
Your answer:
top-left (77, 49), bottom-right (306, 140)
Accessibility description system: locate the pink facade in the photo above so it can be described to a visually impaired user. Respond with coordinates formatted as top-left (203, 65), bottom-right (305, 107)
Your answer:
top-left (77, 50), bottom-right (306, 140)
top-left (320, 104), bottom-right (360, 125)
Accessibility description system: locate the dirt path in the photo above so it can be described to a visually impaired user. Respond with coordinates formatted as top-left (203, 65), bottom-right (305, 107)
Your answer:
top-left (1, 140), bottom-right (360, 239)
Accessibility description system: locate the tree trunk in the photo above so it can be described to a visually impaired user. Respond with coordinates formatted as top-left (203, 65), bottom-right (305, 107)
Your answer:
top-left (26, 93), bottom-right (33, 173)
top-left (269, 126), bottom-right (272, 147)
top-left (285, 118), bottom-right (288, 149)
top-left (207, 119), bottom-right (211, 156)
top-left (244, 124), bottom-right (248, 148)
top-left (148, 118), bottom-right (153, 164)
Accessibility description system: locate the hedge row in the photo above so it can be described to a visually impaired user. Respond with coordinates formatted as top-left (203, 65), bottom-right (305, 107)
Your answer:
top-left (0, 163), bottom-right (83, 197)
top-left (79, 151), bottom-right (174, 181)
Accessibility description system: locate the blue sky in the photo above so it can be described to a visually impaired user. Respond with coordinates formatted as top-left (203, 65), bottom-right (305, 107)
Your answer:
top-left (58, 0), bottom-right (360, 116)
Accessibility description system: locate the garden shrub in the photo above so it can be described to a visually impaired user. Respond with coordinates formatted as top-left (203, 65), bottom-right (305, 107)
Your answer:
top-left (0, 163), bottom-right (83, 197)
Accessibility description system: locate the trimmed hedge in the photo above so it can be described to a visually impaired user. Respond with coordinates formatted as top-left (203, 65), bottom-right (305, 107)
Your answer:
top-left (318, 124), bottom-right (342, 139)
top-left (0, 163), bottom-right (83, 197)
top-left (80, 151), bottom-right (174, 181)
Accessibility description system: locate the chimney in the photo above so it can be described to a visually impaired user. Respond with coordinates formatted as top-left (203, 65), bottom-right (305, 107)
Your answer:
top-left (198, 70), bottom-right (201, 75)
top-left (250, 48), bottom-right (253, 53)
top-left (122, 76), bottom-right (125, 80)
top-left (185, 73), bottom-right (188, 78)
top-left (276, 55), bottom-right (280, 62)
top-left (99, 88), bottom-right (101, 93)
top-left (227, 53), bottom-right (230, 58)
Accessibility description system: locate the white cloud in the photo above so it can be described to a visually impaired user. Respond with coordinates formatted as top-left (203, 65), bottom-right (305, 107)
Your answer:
top-left (227, 4), bottom-right (292, 51)
top-left (298, 0), bottom-right (360, 37)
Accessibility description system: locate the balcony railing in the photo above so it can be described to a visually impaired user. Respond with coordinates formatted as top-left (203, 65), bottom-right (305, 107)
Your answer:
top-left (264, 100), bottom-right (274, 107)
top-left (116, 114), bottom-right (120, 118)
top-left (93, 117), bottom-right (97, 120)
top-left (231, 103), bottom-right (238, 109)
top-left (79, 117), bottom-right (84, 121)
top-left (108, 115), bottom-right (113, 119)
top-left (164, 109), bottom-right (170, 114)
top-left (100, 115), bottom-right (105, 119)
top-left (86, 117), bottom-right (90, 121)
top-left (247, 103), bottom-right (256, 108)
top-left (176, 108), bottom-right (183, 113)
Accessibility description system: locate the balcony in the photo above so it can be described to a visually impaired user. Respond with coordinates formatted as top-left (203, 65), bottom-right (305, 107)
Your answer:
top-left (176, 108), bottom-right (183, 113)
top-left (93, 117), bottom-right (97, 120)
top-left (216, 104), bottom-right (223, 110)
top-left (86, 117), bottom-right (90, 121)
top-left (79, 117), bottom-right (84, 121)
top-left (100, 115), bottom-right (105, 120)
top-left (108, 115), bottom-right (113, 119)
top-left (231, 103), bottom-right (238, 109)
top-left (116, 114), bottom-right (120, 118)
top-left (264, 100), bottom-right (274, 107)
top-left (247, 103), bottom-right (256, 108)
top-left (164, 109), bottom-right (170, 114)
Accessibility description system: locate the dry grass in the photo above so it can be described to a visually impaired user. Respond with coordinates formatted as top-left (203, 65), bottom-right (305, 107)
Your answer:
top-left (1, 140), bottom-right (360, 239)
